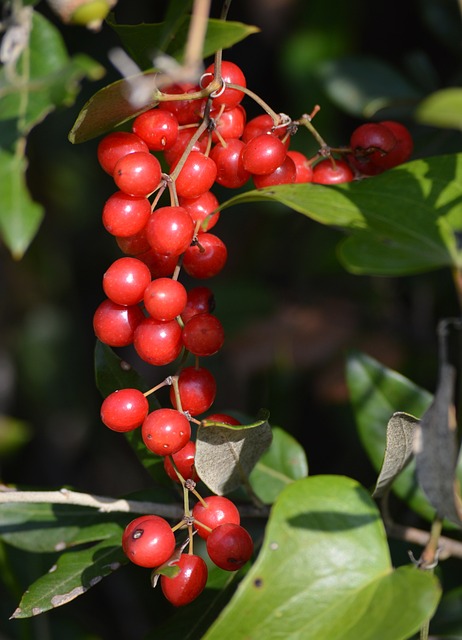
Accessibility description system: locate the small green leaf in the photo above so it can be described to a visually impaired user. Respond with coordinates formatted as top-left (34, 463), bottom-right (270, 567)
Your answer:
top-left (249, 427), bottom-right (308, 504)
top-left (203, 476), bottom-right (441, 640)
top-left (372, 412), bottom-right (420, 499)
top-left (220, 155), bottom-right (462, 276)
top-left (11, 535), bottom-right (126, 618)
top-left (346, 350), bottom-right (435, 520)
top-left (195, 411), bottom-right (272, 495)
top-left (0, 502), bottom-right (126, 553)
top-left (0, 149), bottom-right (44, 259)
top-left (416, 88), bottom-right (462, 130)
top-left (317, 55), bottom-right (421, 118)
top-left (414, 363), bottom-right (462, 525)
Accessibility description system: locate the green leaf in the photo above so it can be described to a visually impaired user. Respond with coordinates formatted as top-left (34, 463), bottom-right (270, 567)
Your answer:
top-left (11, 534), bottom-right (126, 618)
top-left (220, 155), bottom-right (462, 276)
top-left (0, 502), bottom-right (126, 553)
top-left (317, 55), bottom-right (421, 118)
top-left (430, 586), bottom-right (462, 638)
top-left (346, 350), bottom-right (435, 520)
top-left (0, 415), bottom-right (32, 456)
top-left (0, 149), bottom-right (44, 259)
top-left (195, 411), bottom-right (273, 495)
top-left (249, 427), bottom-right (308, 504)
top-left (416, 88), bottom-right (462, 130)
top-left (203, 476), bottom-right (441, 640)
top-left (0, 13), bottom-right (104, 138)
top-left (372, 412), bottom-right (420, 499)
top-left (108, 16), bottom-right (259, 71)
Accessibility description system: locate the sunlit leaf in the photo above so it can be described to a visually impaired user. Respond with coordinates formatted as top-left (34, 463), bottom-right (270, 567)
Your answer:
top-left (203, 476), bottom-right (441, 640)
top-left (416, 88), bottom-right (462, 130)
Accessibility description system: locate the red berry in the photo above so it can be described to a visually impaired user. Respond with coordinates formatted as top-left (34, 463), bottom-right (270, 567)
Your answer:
top-left (134, 316), bottom-right (183, 366)
top-left (202, 61), bottom-right (246, 109)
top-left (158, 83), bottom-right (206, 125)
top-left (93, 299), bottom-right (144, 347)
top-left (253, 155), bottom-right (297, 188)
top-left (377, 120), bottom-right (413, 168)
top-left (122, 515), bottom-right (175, 568)
top-left (142, 408), bottom-right (191, 456)
top-left (172, 151), bottom-right (217, 199)
top-left (137, 248), bottom-right (178, 278)
top-left (170, 366), bottom-right (216, 416)
top-left (144, 277), bottom-right (187, 322)
top-left (116, 227), bottom-right (151, 256)
top-left (287, 151), bottom-right (314, 183)
top-left (312, 159), bottom-right (354, 185)
top-left (179, 191), bottom-right (220, 232)
top-left (181, 286), bottom-right (215, 324)
top-left (211, 105), bottom-right (246, 143)
top-left (163, 440), bottom-right (199, 483)
top-left (349, 123), bottom-right (397, 176)
top-left (183, 233), bottom-right (227, 279)
top-left (113, 151), bottom-right (162, 196)
top-left (182, 313), bottom-right (225, 357)
top-left (242, 133), bottom-right (287, 175)
top-left (192, 496), bottom-right (240, 540)
top-left (101, 388), bottom-right (148, 432)
top-left (103, 257), bottom-right (152, 306)
top-left (210, 139), bottom-right (250, 189)
top-left (205, 413), bottom-right (241, 425)
top-left (97, 132), bottom-right (148, 175)
top-left (161, 553), bottom-right (208, 606)
top-left (206, 523), bottom-right (253, 571)
top-left (102, 191), bottom-right (152, 238)
top-left (163, 128), bottom-right (208, 166)
top-left (242, 114), bottom-right (287, 143)
top-left (146, 206), bottom-right (194, 257)
top-left (132, 109), bottom-right (179, 151)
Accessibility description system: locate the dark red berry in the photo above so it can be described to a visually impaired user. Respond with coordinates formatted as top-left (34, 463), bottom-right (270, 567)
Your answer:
top-left (183, 233), bottom-right (227, 280)
top-left (182, 313), bottom-right (225, 357)
top-left (181, 286), bottom-right (215, 324)
top-left (206, 523), bottom-right (253, 571)
top-left (170, 366), bottom-right (217, 416)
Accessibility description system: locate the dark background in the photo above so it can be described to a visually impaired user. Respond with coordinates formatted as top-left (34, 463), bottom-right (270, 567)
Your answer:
top-left (0, 0), bottom-right (461, 637)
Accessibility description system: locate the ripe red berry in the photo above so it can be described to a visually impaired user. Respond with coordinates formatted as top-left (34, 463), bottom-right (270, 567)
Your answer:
top-left (163, 128), bottom-right (208, 166)
top-left (202, 61), bottom-right (246, 109)
top-left (101, 388), bottom-right (149, 432)
top-left (158, 82), bottom-right (206, 125)
top-left (252, 155), bottom-right (297, 188)
top-left (163, 440), bottom-right (199, 483)
top-left (349, 122), bottom-right (397, 176)
top-left (181, 286), bottom-right (215, 324)
top-left (192, 496), bottom-right (240, 540)
top-left (211, 105), bottom-right (246, 143)
top-left (144, 277), bottom-right (187, 322)
top-left (146, 206), bottom-right (194, 257)
top-left (241, 133), bottom-right (287, 175)
top-left (137, 248), bottom-right (178, 278)
top-left (103, 257), bottom-right (152, 306)
top-left (205, 413), bottom-right (241, 426)
top-left (179, 191), bottom-right (220, 232)
top-left (183, 233), bottom-right (227, 280)
top-left (206, 523), bottom-right (253, 571)
top-left (93, 299), bottom-right (144, 347)
top-left (242, 113), bottom-right (288, 143)
top-left (172, 151), bottom-right (217, 199)
top-left (376, 120), bottom-right (413, 168)
top-left (287, 150), bottom-right (314, 183)
top-left (210, 139), bottom-right (250, 189)
top-left (113, 151), bottom-right (162, 196)
top-left (102, 191), bottom-right (152, 238)
top-left (116, 227), bottom-right (151, 256)
top-left (170, 366), bottom-right (217, 416)
top-left (160, 553), bottom-right (208, 606)
top-left (97, 132), bottom-right (149, 175)
top-left (312, 159), bottom-right (354, 185)
top-left (142, 408), bottom-right (191, 456)
top-left (182, 313), bottom-right (225, 357)
top-left (134, 316), bottom-right (183, 366)
top-left (122, 515), bottom-right (175, 568)
top-left (132, 109), bottom-right (179, 151)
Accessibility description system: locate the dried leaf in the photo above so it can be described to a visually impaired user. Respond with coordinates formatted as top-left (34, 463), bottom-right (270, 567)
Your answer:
top-left (195, 411), bottom-right (272, 495)
top-left (373, 412), bottom-right (420, 499)
top-left (414, 363), bottom-right (462, 525)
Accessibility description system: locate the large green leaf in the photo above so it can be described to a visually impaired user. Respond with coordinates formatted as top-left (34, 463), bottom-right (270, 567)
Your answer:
top-left (346, 350), bottom-right (435, 519)
top-left (416, 88), bottom-right (462, 131)
top-left (11, 534), bottom-right (126, 618)
top-left (249, 426), bottom-right (308, 504)
top-left (220, 154), bottom-right (462, 276)
top-left (203, 476), bottom-right (441, 640)
top-left (0, 149), bottom-right (43, 259)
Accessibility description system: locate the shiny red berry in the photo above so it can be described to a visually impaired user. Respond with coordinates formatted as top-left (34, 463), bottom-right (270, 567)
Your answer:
top-left (101, 388), bottom-right (148, 432)
top-left (161, 553), bottom-right (208, 606)
top-left (97, 132), bottom-right (148, 175)
top-left (93, 299), bottom-right (144, 347)
top-left (122, 515), bottom-right (175, 568)
top-left (192, 496), bottom-right (240, 540)
top-left (113, 151), bottom-right (162, 196)
top-left (182, 313), bottom-right (225, 357)
top-left (163, 440), bottom-right (199, 483)
top-left (146, 206), bottom-right (194, 257)
top-left (170, 366), bottom-right (217, 416)
top-left (103, 257), bottom-right (151, 306)
top-left (206, 523), bottom-right (253, 571)
top-left (142, 408), bottom-right (191, 456)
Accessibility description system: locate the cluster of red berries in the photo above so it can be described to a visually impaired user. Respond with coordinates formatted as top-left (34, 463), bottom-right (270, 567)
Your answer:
top-left (92, 59), bottom-right (413, 606)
